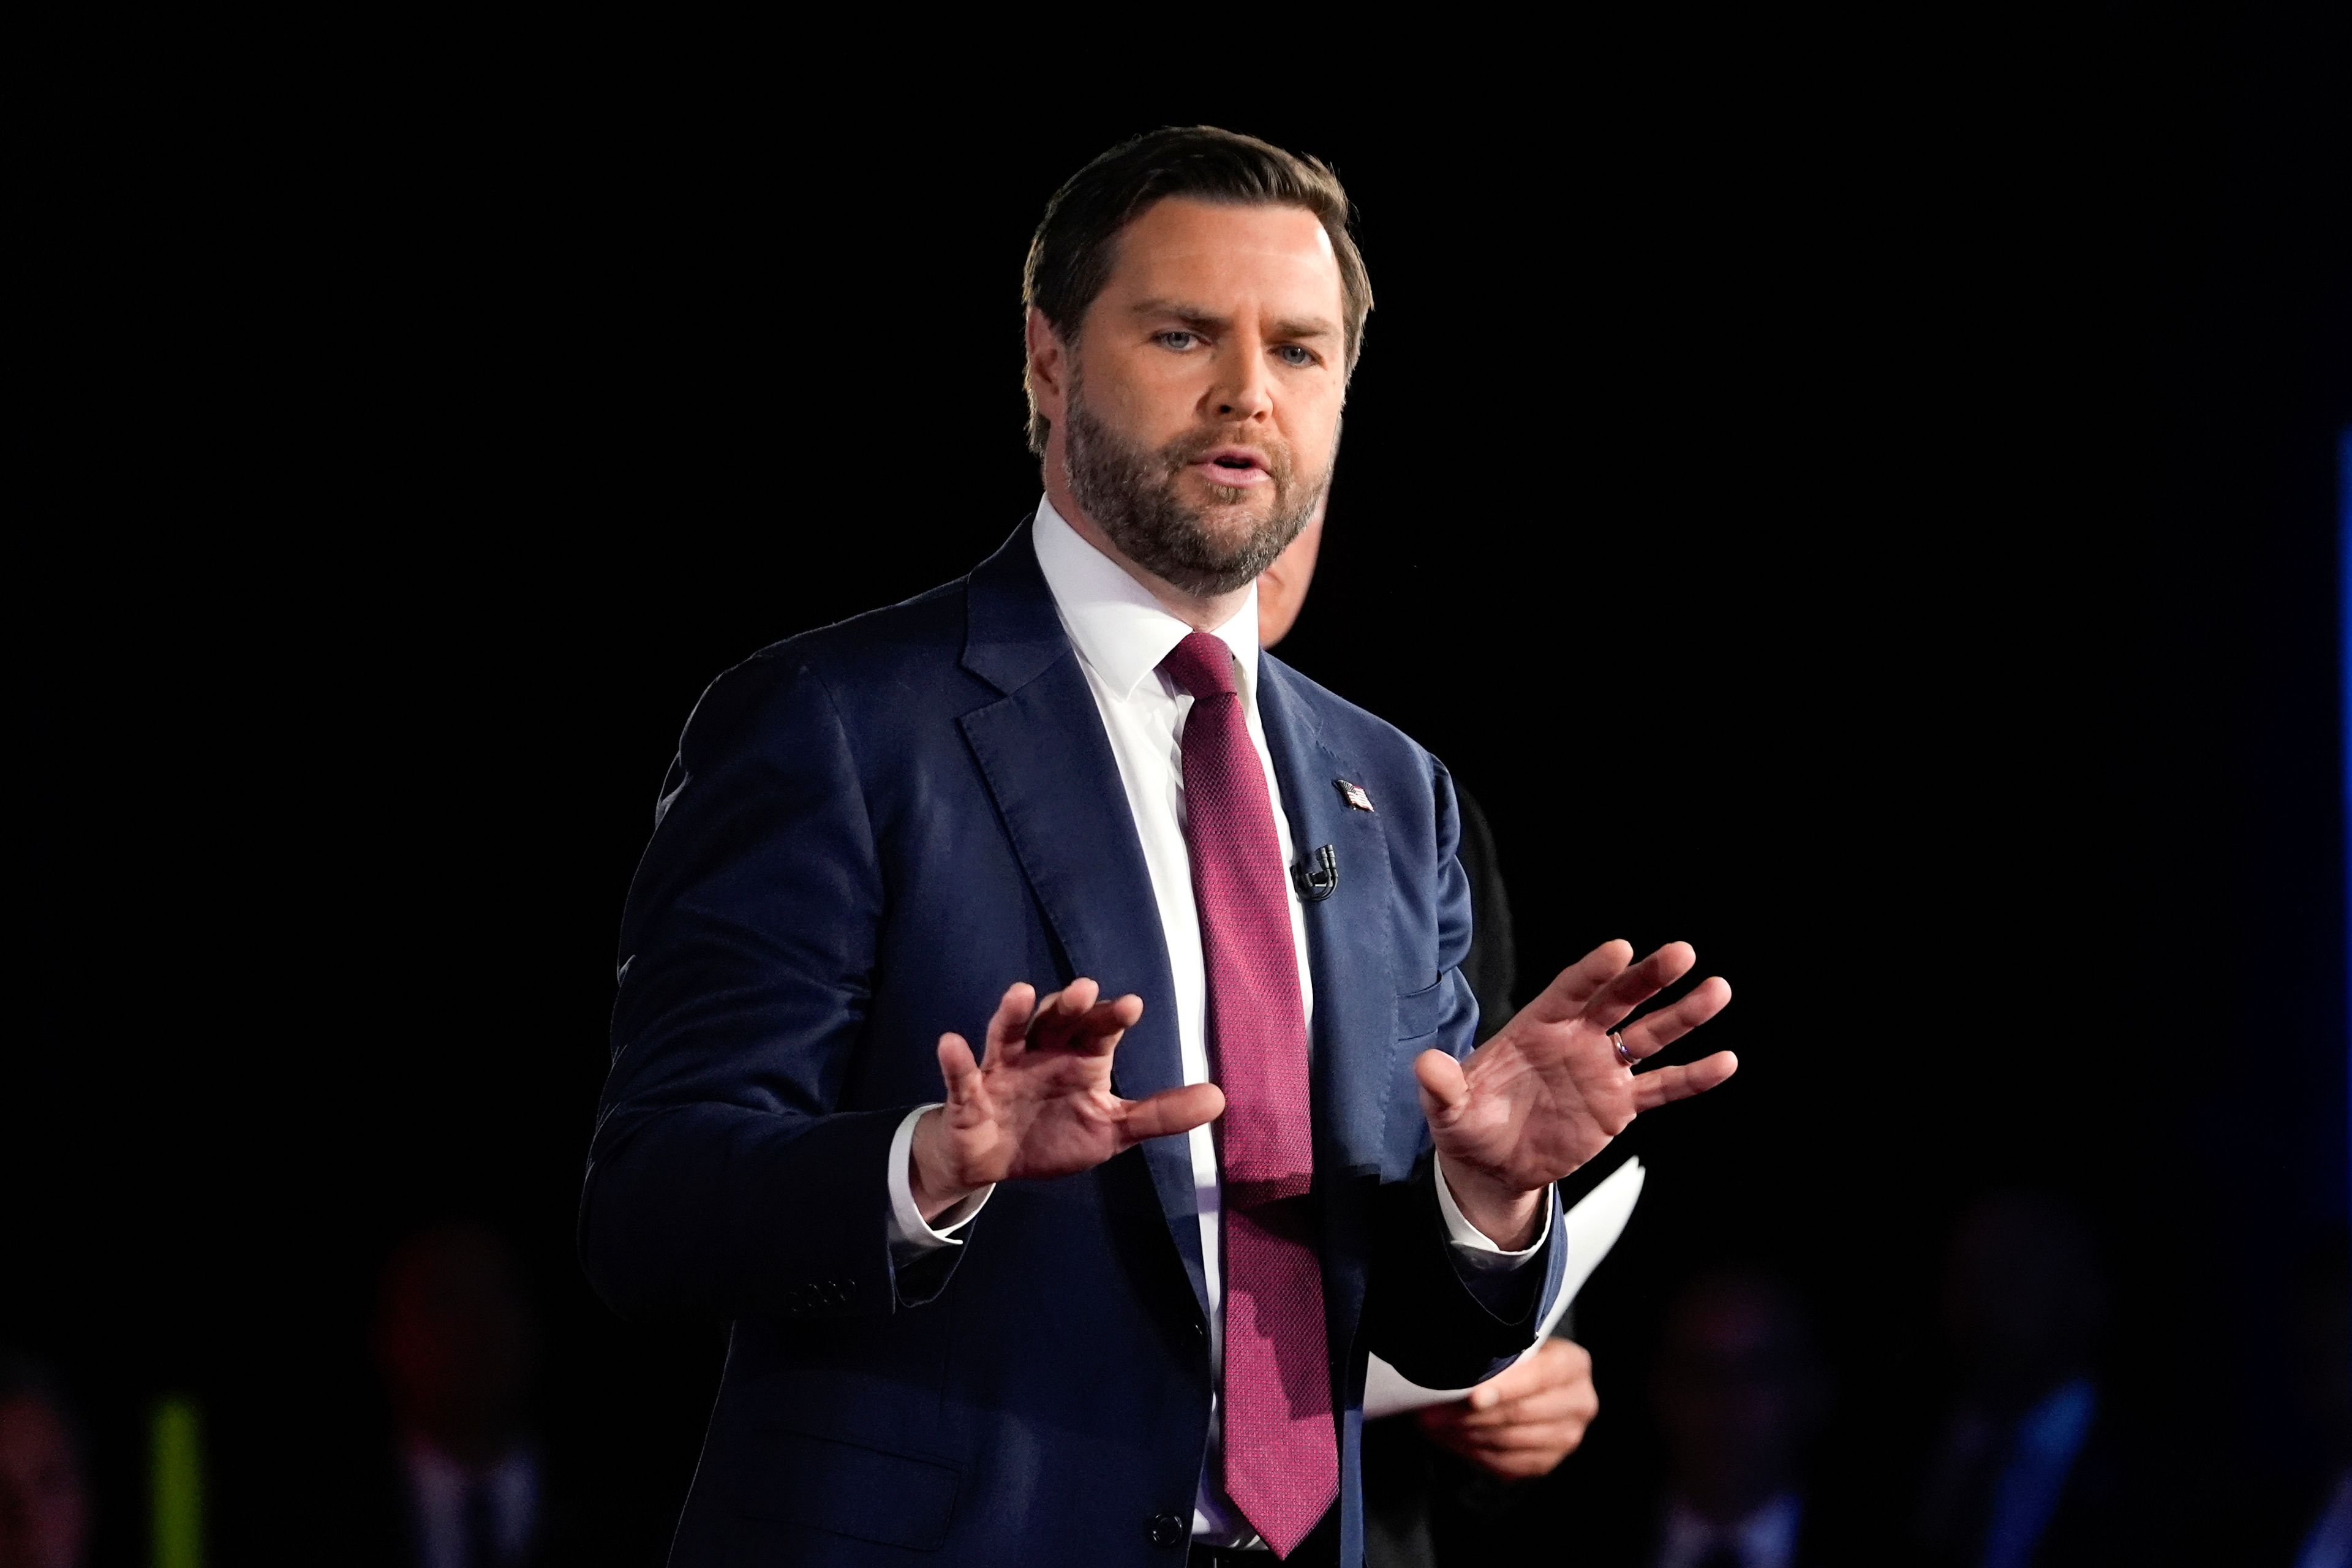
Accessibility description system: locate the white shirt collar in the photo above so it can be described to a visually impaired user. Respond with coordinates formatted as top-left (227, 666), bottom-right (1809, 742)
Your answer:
top-left (1030, 493), bottom-right (1262, 707)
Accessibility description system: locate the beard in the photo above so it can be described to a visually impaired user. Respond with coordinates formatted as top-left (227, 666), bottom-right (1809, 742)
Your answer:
top-left (1063, 375), bottom-right (1330, 597)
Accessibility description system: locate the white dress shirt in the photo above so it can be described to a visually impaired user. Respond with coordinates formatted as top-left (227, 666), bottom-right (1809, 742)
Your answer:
top-left (1653, 1491), bottom-right (1803, 1568)
top-left (883, 496), bottom-right (1549, 1547)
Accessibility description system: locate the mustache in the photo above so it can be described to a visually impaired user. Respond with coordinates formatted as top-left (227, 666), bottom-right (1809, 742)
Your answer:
top-left (1159, 424), bottom-right (1296, 486)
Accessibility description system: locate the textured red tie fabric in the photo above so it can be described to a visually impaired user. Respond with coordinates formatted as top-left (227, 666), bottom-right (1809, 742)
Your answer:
top-left (1159, 630), bottom-right (1336, 1558)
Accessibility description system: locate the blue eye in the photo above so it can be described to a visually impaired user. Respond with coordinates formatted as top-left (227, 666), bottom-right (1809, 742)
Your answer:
top-left (1157, 330), bottom-right (1199, 351)
top-left (1276, 345), bottom-right (1317, 368)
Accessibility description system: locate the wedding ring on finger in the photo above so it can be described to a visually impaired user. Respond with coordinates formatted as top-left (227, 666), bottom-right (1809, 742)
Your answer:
top-left (1611, 1030), bottom-right (1635, 1069)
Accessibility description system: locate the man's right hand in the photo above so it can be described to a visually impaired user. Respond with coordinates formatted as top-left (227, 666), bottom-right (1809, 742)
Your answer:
top-left (908, 979), bottom-right (1227, 1221)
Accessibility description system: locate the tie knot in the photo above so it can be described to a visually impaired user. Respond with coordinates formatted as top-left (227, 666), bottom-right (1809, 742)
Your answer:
top-left (1159, 630), bottom-right (1239, 700)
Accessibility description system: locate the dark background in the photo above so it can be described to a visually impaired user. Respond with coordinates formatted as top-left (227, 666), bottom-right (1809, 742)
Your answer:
top-left (20, 12), bottom-right (2348, 1561)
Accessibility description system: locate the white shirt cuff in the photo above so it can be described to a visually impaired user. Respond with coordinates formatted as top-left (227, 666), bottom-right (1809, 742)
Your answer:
top-left (885, 1104), bottom-right (993, 1262)
top-left (1433, 1153), bottom-right (1553, 1272)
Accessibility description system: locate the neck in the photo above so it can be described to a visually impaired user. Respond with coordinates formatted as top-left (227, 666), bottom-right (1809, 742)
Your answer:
top-left (1043, 470), bottom-right (1252, 635)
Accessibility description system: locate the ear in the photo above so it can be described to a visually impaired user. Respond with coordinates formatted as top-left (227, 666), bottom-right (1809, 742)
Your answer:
top-left (1025, 306), bottom-right (1069, 426)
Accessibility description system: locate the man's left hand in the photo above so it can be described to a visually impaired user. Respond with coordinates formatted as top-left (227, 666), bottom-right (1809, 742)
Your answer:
top-left (1414, 1338), bottom-right (1599, 1481)
top-left (1419, 940), bottom-right (1734, 1246)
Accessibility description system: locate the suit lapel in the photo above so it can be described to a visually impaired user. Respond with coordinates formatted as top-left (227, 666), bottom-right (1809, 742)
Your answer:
top-left (1256, 657), bottom-right (1402, 1355)
top-left (1256, 657), bottom-right (1400, 1184)
top-left (957, 524), bottom-right (1209, 1317)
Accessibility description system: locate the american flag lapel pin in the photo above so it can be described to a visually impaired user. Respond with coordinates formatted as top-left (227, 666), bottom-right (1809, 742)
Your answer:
top-left (1334, 778), bottom-right (1374, 813)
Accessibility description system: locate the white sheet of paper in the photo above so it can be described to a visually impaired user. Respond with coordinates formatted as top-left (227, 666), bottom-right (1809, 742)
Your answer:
top-left (1360, 1157), bottom-right (1645, 1419)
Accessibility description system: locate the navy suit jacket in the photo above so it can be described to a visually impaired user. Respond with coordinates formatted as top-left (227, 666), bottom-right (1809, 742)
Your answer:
top-left (581, 522), bottom-right (1567, 1566)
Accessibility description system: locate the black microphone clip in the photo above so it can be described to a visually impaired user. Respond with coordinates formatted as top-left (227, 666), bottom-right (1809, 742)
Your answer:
top-left (1294, 843), bottom-right (1339, 902)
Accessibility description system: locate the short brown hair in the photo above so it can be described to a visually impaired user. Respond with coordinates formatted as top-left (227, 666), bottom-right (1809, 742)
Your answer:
top-left (1022, 126), bottom-right (1373, 454)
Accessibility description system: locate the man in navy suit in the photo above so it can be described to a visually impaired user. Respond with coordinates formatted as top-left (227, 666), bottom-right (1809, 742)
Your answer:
top-left (580, 126), bottom-right (1736, 1567)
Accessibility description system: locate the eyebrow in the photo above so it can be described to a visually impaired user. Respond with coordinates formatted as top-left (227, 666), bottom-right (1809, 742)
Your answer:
top-left (1129, 298), bottom-right (1340, 342)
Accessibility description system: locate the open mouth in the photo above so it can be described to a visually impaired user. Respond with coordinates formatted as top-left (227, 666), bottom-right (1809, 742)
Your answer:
top-left (1191, 448), bottom-right (1272, 487)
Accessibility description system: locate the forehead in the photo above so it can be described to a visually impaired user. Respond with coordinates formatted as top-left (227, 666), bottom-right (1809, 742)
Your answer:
top-left (1095, 197), bottom-right (1344, 318)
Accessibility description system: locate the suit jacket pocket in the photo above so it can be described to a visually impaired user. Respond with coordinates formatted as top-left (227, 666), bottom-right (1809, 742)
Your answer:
top-left (1395, 976), bottom-right (1449, 1042)
top-left (729, 1427), bottom-right (960, 1550)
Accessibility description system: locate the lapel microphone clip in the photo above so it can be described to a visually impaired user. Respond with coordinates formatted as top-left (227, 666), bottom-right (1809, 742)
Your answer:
top-left (1294, 843), bottom-right (1339, 902)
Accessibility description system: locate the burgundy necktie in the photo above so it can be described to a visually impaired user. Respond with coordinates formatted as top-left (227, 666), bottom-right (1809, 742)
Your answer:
top-left (1159, 630), bottom-right (1336, 1558)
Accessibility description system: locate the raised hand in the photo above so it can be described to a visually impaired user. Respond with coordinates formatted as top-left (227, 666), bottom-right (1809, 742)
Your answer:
top-left (1416, 940), bottom-right (1734, 1245)
top-left (908, 979), bottom-right (1226, 1221)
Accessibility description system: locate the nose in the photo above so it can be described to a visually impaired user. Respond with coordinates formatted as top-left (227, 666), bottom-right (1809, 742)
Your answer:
top-left (1205, 334), bottom-right (1274, 424)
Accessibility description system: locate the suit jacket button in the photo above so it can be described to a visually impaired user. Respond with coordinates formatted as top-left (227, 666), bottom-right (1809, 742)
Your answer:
top-left (1146, 1512), bottom-right (1186, 1548)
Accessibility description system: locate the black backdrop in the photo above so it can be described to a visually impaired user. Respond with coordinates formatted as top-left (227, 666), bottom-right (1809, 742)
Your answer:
top-left (21, 16), bottom-right (2348, 1562)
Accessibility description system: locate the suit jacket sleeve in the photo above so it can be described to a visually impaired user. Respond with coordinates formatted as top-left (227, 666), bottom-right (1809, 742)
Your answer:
top-left (579, 653), bottom-right (935, 1322)
top-left (1356, 760), bottom-right (1566, 1390)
